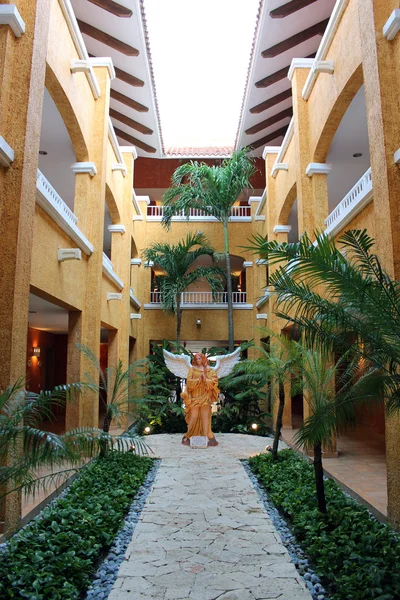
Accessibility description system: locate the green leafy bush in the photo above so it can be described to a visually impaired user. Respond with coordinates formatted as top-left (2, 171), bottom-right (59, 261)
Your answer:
top-left (0, 452), bottom-right (153, 599)
top-left (249, 450), bottom-right (400, 600)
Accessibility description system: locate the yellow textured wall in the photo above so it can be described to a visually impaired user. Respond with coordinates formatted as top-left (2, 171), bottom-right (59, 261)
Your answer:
top-left (274, 137), bottom-right (297, 225)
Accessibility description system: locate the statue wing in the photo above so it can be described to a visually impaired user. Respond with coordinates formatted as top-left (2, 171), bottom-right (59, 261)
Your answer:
top-left (162, 349), bottom-right (191, 379)
top-left (212, 347), bottom-right (241, 378)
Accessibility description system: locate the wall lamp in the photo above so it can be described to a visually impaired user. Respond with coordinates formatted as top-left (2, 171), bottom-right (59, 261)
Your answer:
top-left (32, 347), bottom-right (41, 357)
top-left (196, 318), bottom-right (201, 327)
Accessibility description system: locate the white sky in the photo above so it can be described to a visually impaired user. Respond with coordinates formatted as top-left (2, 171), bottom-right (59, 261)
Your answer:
top-left (144, 0), bottom-right (260, 148)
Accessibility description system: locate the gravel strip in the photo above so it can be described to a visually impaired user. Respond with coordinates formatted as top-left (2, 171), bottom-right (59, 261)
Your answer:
top-left (242, 460), bottom-right (330, 600)
top-left (85, 459), bottom-right (161, 600)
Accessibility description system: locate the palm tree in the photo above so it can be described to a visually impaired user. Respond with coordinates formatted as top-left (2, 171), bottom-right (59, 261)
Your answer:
top-left (143, 232), bottom-right (224, 347)
top-left (161, 149), bottom-right (255, 351)
top-left (235, 333), bottom-right (302, 459)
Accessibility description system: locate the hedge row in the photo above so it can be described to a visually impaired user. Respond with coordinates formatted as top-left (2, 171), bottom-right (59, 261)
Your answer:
top-left (249, 449), bottom-right (400, 600)
top-left (0, 452), bottom-right (154, 599)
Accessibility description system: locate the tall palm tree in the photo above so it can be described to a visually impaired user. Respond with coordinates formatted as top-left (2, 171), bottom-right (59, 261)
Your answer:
top-left (143, 232), bottom-right (224, 346)
top-left (161, 149), bottom-right (255, 351)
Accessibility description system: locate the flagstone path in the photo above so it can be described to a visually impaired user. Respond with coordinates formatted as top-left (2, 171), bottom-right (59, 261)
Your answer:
top-left (109, 433), bottom-right (312, 600)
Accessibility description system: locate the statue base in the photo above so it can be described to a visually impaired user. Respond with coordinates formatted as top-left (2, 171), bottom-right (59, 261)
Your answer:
top-left (190, 436), bottom-right (208, 449)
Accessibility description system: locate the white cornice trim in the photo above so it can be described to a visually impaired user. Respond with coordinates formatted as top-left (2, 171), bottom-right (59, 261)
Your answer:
top-left (136, 195), bottom-right (151, 205)
top-left (271, 118), bottom-right (294, 177)
top-left (288, 58), bottom-right (314, 81)
top-left (243, 261), bottom-right (253, 268)
top-left (112, 162), bottom-right (127, 177)
top-left (108, 118), bottom-right (127, 169)
top-left (0, 136), bottom-right (14, 167)
top-left (256, 314), bottom-right (268, 320)
top-left (383, 8), bottom-right (400, 41)
top-left (132, 190), bottom-right (143, 220)
top-left (132, 215), bottom-right (144, 221)
top-left (107, 292), bottom-right (122, 301)
top-left (248, 196), bottom-right (262, 204)
top-left (256, 259), bottom-right (268, 265)
top-left (273, 225), bottom-right (291, 234)
top-left (144, 260), bottom-right (154, 267)
top-left (130, 288), bottom-right (141, 309)
top-left (394, 148), bottom-right (400, 164)
top-left (313, 60), bottom-right (335, 75)
top-left (302, 0), bottom-right (349, 100)
top-left (254, 215), bottom-right (266, 221)
top-left (0, 5), bottom-right (25, 36)
top-left (271, 162), bottom-right (289, 178)
top-left (108, 224), bottom-right (126, 234)
top-left (262, 146), bottom-right (280, 159)
top-left (130, 313), bottom-right (142, 319)
top-left (120, 146), bottom-right (138, 160)
top-left (71, 162), bottom-right (97, 176)
top-left (254, 188), bottom-right (267, 220)
top-left (87, 56), bottom-right (115, 80)
top-left (306, 162), bottom-right (332, 176)
top-left (58, 248), bottom-right (82, 261)
top-left (131, 258), bottom-right (142, 265)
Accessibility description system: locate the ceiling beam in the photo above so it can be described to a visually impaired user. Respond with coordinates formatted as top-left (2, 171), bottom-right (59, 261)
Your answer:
top-left (250, 88), bottom-right (292, 114)
top-left (270, 0), bottom-right (319, 18)
top-left (110, 108), bottom-right (153, 135)
top-left (89, 54), bottom-right (144, 87)
top-left (110, 89), bottom-right (148, 113)
top-left (261, 19), bottom-right (329, 58)
top-left (245, 107), bottom-right (293, 136)
top-left (255, 53), bottom-right (315, 88)
top-left (114, 127), bottom-right (157, 153)
top-left (77, 19), bottom-right (139, 56)
top-left (87, 0), bottom-right (133, 17)
top-left (248, 126), bottom-right (289, 151)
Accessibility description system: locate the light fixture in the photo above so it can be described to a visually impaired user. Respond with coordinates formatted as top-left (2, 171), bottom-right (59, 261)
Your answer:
top-left (32, 347), bottom-right (41, 357)
top-left (144, 426), bottom-right (151, 434)
top-left (196, 318), bottom-right (201, 327)
top-left (353, 152), bottom-right (362, 158)
top-left (251, 423), bottom-right (258, 430)
top-left (39, 150), bottom-right (47, 156)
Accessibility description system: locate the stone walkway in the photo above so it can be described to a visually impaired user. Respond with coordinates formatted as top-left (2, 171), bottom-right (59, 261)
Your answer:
top-left (109, 433), bottom-right (311, 600)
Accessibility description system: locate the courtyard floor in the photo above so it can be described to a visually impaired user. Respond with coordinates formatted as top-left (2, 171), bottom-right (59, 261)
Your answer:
top-left (109, 433), bottom-right (311, 600)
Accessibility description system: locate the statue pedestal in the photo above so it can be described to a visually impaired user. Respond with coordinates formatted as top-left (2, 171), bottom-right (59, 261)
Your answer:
top-left (190, 436), bottom-right (208, 449)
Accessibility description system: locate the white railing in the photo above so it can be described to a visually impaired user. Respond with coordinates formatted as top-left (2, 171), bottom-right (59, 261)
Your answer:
top-left (102, 252), bottom-right (124, 290)
top-left (324, 168), bottom-right (373, 236)
top-left (36, 170), bottom-right (93, 255)
top-left (147, 205), bottom-right (251, 220)
top-left (150, 291), bottom-right (247, 304)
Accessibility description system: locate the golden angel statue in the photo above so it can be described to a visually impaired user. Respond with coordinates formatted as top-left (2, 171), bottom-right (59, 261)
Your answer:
top-left (163, 348), bottom-right (241, 447)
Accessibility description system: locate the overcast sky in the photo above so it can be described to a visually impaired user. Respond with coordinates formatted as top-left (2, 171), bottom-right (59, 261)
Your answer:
top-left (144, 0), bottom-right (259, 148)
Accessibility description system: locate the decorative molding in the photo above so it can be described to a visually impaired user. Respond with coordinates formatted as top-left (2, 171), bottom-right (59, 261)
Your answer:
top-left (71, 161), bottom-right (97, 176)
top-left (256, 288), bottom-right (273, 308)
top-left (130, 258), bottom-right (142, 265)
top-left (112, 162), bottom-right (127, 177)
top-left (130, 288), bottom-right (141, 309)
top-left (87, 56), bottom-right (115, 79)
top-left (256, 259), bottom-right (268, 265)
top-left (0, 5), bottom-right (25, 37)
top-left (102, 252), bottom-right (124, 290)
top-left (108, 224), bottom-right (126, 234)
top-left (69, 61), bottom-right (100, 101)
top-left (144, 260), bottom-right (154, 267)
top-left (36, 170), bottom-right (93, 255)
top-left (302, 0), bottom-right (350, 100)
top-left (136, 195), bottom-right (151, 205)
top-left (254, 188), bottom-right (267, 220)
top-left (394, 148), bottom-right (400, 165)
top-left (108, 118), bottom-right (127, 170)
top-left (120, 145), bottom-right (138, 160)
top-left (132, 191), bottom-right (143, 220)
top-left (132, 215), bottom-right (144, 221)
top-left (248, 196), bottom-right (262, 204)
top-left (313, 60), bottom-right (334, 74)
top-left (273, 225), bottom-right (291, 234)
top-left (243, 261), bottom-right (253, 268)
top-left (107, 292), bottom-right (122, 301)
top-left (271, 162), bottom-right (289, 178)
top-left (288, 58), bottom-right (314, 81)
top-left (254, 215), bottom-right (266, 221)
top-left (256, 314), bottom-right (268, 320)
top-left (383, 9), bottom-right (400, 41)
top-left (271, 118), bottom-right (294, 177)
top-left (0, 136), bottom-right (14, 167)
top-left (58, 248), bottom-right (82, 262)
top-left (262, 146), bottom-right (281, 159)
top-left (130, 313), bottom-right (142, 319)
top-left (306, 162), bottom-right (331, 176)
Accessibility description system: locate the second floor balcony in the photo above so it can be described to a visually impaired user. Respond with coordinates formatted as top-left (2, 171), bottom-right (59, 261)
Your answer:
top-left (146, 205), bottom-right (251, 221)
top-left (145, 291), bottom-right (252, 309)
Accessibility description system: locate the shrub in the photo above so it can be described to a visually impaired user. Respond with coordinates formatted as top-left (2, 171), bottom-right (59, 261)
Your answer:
top-left (0, 452), bottom-right (153, 599)
top-left (249, 450), bottom-right (400, 600)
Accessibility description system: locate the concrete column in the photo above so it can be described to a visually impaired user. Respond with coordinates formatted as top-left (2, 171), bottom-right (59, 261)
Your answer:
top-left (0, 0), bottom-right (51, 536)
top-left (358, 0), bottom-right (400, 528)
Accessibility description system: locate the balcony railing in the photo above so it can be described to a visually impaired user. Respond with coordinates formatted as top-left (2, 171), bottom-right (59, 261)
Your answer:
top-left (147, 205), bottom-right (251, 221)
top-left (325, 168), bottom-right (373, 237)
top-left (150, 291), bottom-right (247, 304)
top-left (102, 252), bottom-right (124, 290)
top-left (36, 170), bottom-right (93, 255)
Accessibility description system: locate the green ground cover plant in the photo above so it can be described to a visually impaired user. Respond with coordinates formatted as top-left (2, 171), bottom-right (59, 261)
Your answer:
top-left (0, 452), bottom-right (153, 599)
top-left (249, 449), bottom-right (400, 600)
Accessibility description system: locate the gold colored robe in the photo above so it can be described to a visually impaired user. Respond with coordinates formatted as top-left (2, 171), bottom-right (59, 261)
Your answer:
top-left (181, 366), bottom-right (219, 439)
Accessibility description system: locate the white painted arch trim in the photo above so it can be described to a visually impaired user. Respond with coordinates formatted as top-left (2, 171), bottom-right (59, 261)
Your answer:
top-left (306, 163), bottom-right (331, 177)
top-left (271, 118), bottom-right (294, 177)
top-left (121, 146), bottom-right (138, 160)
top-left (130, 313), bottom-right (142, 319)
top-left (130, 288), bottom-right (141, 309)
top-left (383, 9), bottom-right (400, 41)
top-left (71, 162), bottom-right (97, 176)
top-left (102, 252), bottom-right (124, 290)
top-left (0, 135), bottom-right (14, 167)
top-left (58, 248), bottom-right (82, 262)
top-left (243, 261), bottom-right (253, 268)
top-left (107, 292), bottom-right (122, 301)
top-left (256, 314), bottom-right (268, 320)
top-left (0, 5), bottom-right (25, 37)
top-left (271, 163), bottom-right (289, 178)
top-left (302, 0), bottom-right (349, 100)
top-left (136, 195), bottom-right (151, 205)
top-left (108, 224), bottom-right (126, 234)
top-left (262, 146), bottom-right (280, 159)
top-left (273, 225), bottom-right (291, 234)
top-left (288, 58), bottom-right (314, 81)
top-left (131, 258), bottom-right (142, 265)
top-left (108, 118), bottom-right (127, 171)
top-left (112, 163), bottom-right (127, 177)
top-left (87, 57), bottom-right (116, 80)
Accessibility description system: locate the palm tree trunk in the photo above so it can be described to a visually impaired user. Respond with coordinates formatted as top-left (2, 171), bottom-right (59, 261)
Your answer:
top-left (313, 443), bottom-right (327, 513)
top-left (223, 221), bottom-right (234, 352)
top-left (272, 380), bottom-right (285, 460)
top-left (176, 295), bottom-right (182, 399)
